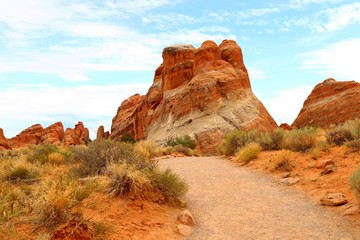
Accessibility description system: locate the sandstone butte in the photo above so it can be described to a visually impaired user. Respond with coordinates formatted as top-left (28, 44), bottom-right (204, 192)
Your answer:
top-left (2, 121), bottom-right (89, 149)
top-left (110, 39), bottom-right (278, 153)
top-left (292, 78), bottom-right (360, 128)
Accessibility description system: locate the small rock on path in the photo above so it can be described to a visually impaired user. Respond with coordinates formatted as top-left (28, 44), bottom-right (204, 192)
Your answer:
top-left (159, 157), bottom-right (360, 239)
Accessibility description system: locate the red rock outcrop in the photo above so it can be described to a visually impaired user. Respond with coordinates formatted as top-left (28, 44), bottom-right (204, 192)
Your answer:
top-left (280, 123), bottom-right (292, 131)
top-left (5, 121), bottom-right (88, 148)
top-left (64, 121), bottom-right (90, 146)
top-left (41, 122), bottom-right (65, 146)
top-left (8, 124), bottom-right (44, 148)
top-left (0, 128), bottom-right (11, 150)
top-left (292, 78), bottom-right (360, 128)
top-left (96, 125), bottom-right (110, 141)
top-left (111, 39), bottom-right (277, 153)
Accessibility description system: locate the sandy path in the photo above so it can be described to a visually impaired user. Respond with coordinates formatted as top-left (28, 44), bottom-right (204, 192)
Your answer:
top-left (159, 157), bottom-right (360, 240)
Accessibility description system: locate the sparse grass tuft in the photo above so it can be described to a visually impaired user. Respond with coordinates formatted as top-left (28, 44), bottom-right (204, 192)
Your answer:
top-left (272, 150), bottom-right (293, 171)
top-left (166, 135), bottom-right (197, 149)
top-left (106, 163), bottom-right (150, 197)
top-left (326, 128), bottom-right (353, 146)
top-left (48, 152), bottom-right (65, 166)
top-left (235, 142), bottom-right (261, 164)
top-left (93, 221), bottom-right (112, 238)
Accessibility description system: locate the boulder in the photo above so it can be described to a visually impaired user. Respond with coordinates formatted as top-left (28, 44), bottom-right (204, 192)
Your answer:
top-left (0, 128), bottom-right (11, 150)
top-left (64, 122), bottom-right (89, 146)
top-left (111, 39), bottom-right (277, 153)
top-left (178, 209), bottom-right (195, 226)
top-left (320, 193), bottom-right (347, 206)
top-left (292, 78), bottom-right (360, 128)
top-left (177, 224), bottom-right (194, 237)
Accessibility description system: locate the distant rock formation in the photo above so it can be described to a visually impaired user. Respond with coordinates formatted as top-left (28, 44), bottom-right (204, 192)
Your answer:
top-left (64, 122), bottom-right (90, 146)
top-left (111, 39), bottom-right (277, 153)
top-left (3, 121), bottom-right (89, 149)
top-left (96, 125), bottom-right (110, 141)
top-left (292, 78), bottom-right (360, 128)
top-left (0, 128), bottom-right (11, 150)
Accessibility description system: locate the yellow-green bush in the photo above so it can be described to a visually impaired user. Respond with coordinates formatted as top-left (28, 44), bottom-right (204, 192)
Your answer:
top-left (134, 140), bottom-right (162, 160)
top-left (282, 127), bottom-right (318, 152)
top-left (235, 142), bottom-right (261, 164)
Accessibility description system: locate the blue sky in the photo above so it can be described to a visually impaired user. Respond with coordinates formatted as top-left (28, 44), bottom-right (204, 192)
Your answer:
top-left (0, 0), bottom-right (359, 138)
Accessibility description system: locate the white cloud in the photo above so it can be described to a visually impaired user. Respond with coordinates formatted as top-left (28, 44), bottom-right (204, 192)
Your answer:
top-left (320, 2), bottom-right (360, 31)
top-left (262, 86), bottom-right (314, 125)
top-left (300, 38), bottom-right (360, 81)
top-left (248, 68), bottom-right (267, 80)
top-left (0, 83), bottom-right (151, 138)
top-left (238, 7), bottom-right (280, 19)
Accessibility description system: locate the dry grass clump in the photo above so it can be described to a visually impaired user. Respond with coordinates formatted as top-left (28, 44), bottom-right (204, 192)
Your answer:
top-left (134, 140), bottom-right (162, 160)
top-left (235, 142), bottom-right (261, 164)
top-left (0, 186), bottom-right (29, 222)
top-left (48, 152), bottom-right (65, 166)
top-left (1, 158), bottom-right (38, 182)
top-left (272, 150), bottom-right (293, 171)
top-left (106, 163), bottom-right (150, 197)
top-left (220, 130), bottom-right (259, 155)
top-left (151, 168), bottom-right (188, 205)
top-left (33, 176), bottom-right (97, 229)
top-left (281, 127), bottom-right (318, 152)
top-left (166, 135), bottom-right (197, 149)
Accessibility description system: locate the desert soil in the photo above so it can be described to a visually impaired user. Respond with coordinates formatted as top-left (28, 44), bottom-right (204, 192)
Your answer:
top-left (160, 156), bottom-right (360, 239)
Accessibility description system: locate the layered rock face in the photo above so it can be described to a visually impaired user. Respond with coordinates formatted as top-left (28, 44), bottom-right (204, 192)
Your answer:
top-left (5, 121), bottom-right (89, 149)
top-left (292, 78), bottom-right (360, 128)
top-left (111, 39), bottom-right (277, 152)
top-left (0, 128), bottom-right (11, 150)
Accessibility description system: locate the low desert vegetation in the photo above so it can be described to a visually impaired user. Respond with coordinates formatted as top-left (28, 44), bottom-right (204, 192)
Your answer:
top-left (235, 142), bottom-right (262, 164)
top-left (327, 119), bottom-right (360, 150)
top-left (281, 127), bottom-right (318, 152)
top-left (349, 166), bottom-right (360, 202)
top-left (0, 139), bottom-right (188, 238)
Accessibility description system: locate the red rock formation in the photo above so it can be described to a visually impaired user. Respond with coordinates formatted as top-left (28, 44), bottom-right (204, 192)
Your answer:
top-left (111, 39), bottom-right (277, 153)
top-left (0, 128), bottom-right (11, 150)
top-left (6, 121), bottom-right (88, 148)
top-left (280, 123), bottom-right (292, 131)
top-left (8, 124), bottom-right (44, 148)
top-left (96, 125), bottom-right (110, 141)
top-left (292, 78), bottom-right (360, 128)
top-left (64, 121), bottom-right (89, 146)
top-left (41, 122), bottom-right (64, 146)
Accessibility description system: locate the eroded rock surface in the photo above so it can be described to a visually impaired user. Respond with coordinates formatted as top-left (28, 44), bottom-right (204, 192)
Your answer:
top-left (0, 128), bottom-right (11, 150)
top-left (292, 78), bottom-right (360, 128)
top-left (111, 40), bottom-right (277, 153)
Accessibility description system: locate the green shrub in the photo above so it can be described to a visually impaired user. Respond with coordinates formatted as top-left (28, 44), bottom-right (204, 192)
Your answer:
top-left (120, 134), bottom-right (136, 143)
top-left (347, 139), bottom-right (360, 150)
top-left (257, 128), bottom-right (285, 150)
top-left (326, 128), bottom-right (353, 146)
top-left (343, 118), bottom-right (360, 139)
top-left (166, 135), bottom-right (196, 149)
top-left (349, 166), bottom-right (360, 202)
top-left (27, 144), bottom-right (58, 164)
top-left (6, 166), bottom-right (36, 182)
top-left (235, 142), bottom-right (261, 164)
top-left (72, 140), bottom-right (150, 177)
top-left (152, 168), bottom-right (188, 205)
top-left (272, 150), bottom-right (293, 171)
top-left (220, 129), bottom-right (259, 155)
top-left (282, 127), bottom-right (318, 152)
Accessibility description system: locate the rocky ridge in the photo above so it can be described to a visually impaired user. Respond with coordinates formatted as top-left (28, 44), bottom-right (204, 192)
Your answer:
top-left (292, 78), bottom-right (360, 128)
top-left (4, 121), bottom-right (89, 149)
top-left (111, 39), bottom-right (277, 152)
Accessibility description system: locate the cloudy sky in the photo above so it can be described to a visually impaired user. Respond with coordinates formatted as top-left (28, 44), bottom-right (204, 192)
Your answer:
top-left (0, 0), bottom-right (359, 138)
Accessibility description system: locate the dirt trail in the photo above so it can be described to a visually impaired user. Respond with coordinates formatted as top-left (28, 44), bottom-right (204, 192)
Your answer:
top-left (159, 157), bottom-right (360, 240)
